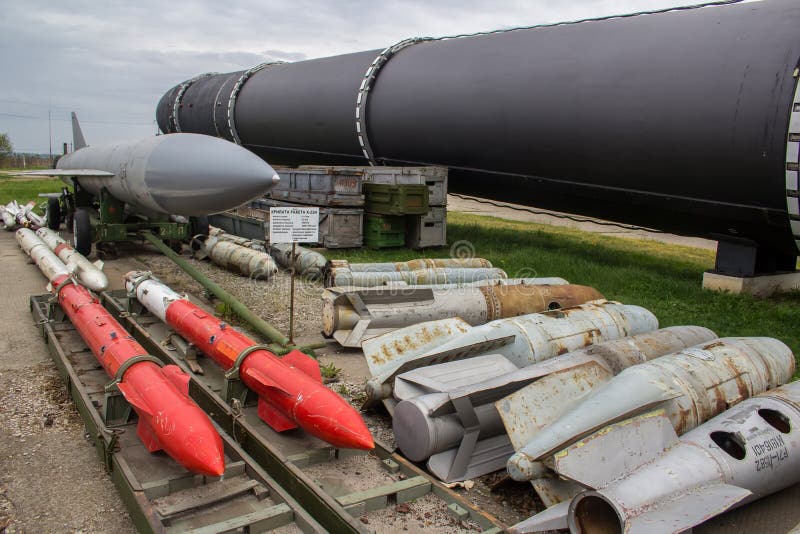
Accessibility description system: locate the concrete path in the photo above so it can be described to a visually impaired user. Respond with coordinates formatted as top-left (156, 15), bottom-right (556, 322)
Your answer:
top-left (0, 228), bottom-right (135, 532)
top-left (447, 193), bottom-right (717, 251)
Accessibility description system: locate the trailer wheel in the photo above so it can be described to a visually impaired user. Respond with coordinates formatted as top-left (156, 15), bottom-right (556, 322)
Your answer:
top-left (189, 215), bottom-right (210, 250)
top-left (46, 197), bottom-right (61, 231)
top-left (73, 208), bottom-right (92, 256)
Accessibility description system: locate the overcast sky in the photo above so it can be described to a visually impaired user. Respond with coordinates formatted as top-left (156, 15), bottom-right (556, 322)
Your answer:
top-left (1, 0), bottom-right (710, 154)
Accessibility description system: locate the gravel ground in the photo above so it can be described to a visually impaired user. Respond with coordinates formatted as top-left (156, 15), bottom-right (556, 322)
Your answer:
top-left (141, 246), bottom-right (540, 531)
top-left (0, 230), bottom-right (135, 533)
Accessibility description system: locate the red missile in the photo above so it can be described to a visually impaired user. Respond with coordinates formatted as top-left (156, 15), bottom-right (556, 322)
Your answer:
top-left (17, 229), bottom-right (224, 476)
top-left (125, 271), bottom-right (374, 450)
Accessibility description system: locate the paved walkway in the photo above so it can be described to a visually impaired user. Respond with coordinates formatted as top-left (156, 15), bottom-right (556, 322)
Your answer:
top-left (447, 194), bottom-right (717, 251)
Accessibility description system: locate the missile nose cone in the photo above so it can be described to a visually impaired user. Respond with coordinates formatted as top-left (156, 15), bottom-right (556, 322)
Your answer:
top-left (328, 411), bottom-right (375, 450)
top-left (296, 389), bottom-right (374, 450)
top-left (180, 429), bottom-right (225, 477)
top-left (146, 133), bottom-right (278, 216)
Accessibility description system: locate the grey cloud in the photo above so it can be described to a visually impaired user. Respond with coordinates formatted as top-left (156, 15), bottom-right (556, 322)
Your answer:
top-left (1, 0), bottom-right (707, 152)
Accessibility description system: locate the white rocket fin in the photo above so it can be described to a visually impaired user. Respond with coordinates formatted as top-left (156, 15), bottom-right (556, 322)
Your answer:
top-left (552, 410), bottom-right (678, 488)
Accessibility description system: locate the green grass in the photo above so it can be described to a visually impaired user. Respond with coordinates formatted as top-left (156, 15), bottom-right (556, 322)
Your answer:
top-left (329, 211), bottom-right (800, 371)
top-left (0, 177), bottom-right (65, 210)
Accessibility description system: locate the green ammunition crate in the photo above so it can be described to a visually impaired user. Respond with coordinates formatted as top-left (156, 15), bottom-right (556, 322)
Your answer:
top-left (364, 213), bottom-right (406, 248)
top-left (363, 183), bottom-right (429, 215)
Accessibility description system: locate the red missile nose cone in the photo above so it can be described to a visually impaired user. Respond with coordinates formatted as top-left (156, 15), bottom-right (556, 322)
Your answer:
top-left (205, 455), bottom-right (226, 478)
top-left (325, 406), bottom-right (375, 450)
top-left (177, 427), bottom-right (225, 477)
top-left (292, 388), bottom-right (375, 450)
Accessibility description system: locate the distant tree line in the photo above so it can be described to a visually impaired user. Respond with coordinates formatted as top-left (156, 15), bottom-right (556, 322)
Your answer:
top-left (0, 133), bottom-right (56, 169)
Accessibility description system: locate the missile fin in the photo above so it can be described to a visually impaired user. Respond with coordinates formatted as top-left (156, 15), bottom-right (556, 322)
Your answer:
top-left (136, 418), bottom-right (163, 452)
top-left (10, 169), bottom-right (115, 177)
top-left (71, 111), bottom-right (87, 150)
top-left (532, 478), bottom-right (582, 507)
top-left (93, 259), bottom-right (104, 270)
top-left (282, 350), bottom-right (322, 383)
top-left (161, 364), bottom-right (190, 395)
top-left (427, 434), bottom-right (516, 482)
top-left (624, 483), bottom-right (751, 534)
top-left (243, 368), bottom-right (290, 395)
top-left (257, 397), bottom-right (298, 431)
top-left (553, 410), bottom-right (678, 488)
top-left (498, 360), bottom-right (614, 450)
top-left (507, 501), bottom-right (570, 533)
top-left (117, 381), bottom-right (155, 417)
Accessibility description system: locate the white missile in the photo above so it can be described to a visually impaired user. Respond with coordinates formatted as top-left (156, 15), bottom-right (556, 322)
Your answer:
top-left (35, 227), bottom-right (108, 291)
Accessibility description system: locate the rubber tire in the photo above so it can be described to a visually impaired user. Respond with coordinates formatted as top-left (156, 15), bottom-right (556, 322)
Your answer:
top-left (72, 208), bottom-right (92, 256)
top-left (47, 197), bottom-right (61, 231)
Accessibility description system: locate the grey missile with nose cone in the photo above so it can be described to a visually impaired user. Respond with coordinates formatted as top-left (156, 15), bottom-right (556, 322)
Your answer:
top-left (17, 113), bottom-right (279, 254)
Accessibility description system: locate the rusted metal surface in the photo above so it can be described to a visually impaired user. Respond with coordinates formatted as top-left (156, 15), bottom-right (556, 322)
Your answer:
top-left (389, 326), bottom-right (717, 482)
top-left (362, 300), bottom-right (658, 411)
top-left (513, 381), bottom-right (800, 534)
top-left (331, 258), bottom-right (493, 273)
top-left (332, 277), bottom-right (569, 291)
top-left (322, 283), bottom-right (603, 347)
top-left (207, 227), bottom-right (328, 279)
top-left (268, 242), bottom-right (328, 280)
top-left (503, 337), bottom-right (796, 483)
top-left (327, 266), bottom-right (507, 288)
top-left (200, 235), bottom-right (278, 279)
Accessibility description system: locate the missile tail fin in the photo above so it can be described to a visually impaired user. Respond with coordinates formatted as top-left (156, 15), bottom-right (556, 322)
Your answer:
top-left (161, 364), bottom-right (190, 395)
top-left (137, 418), bottom-right (163, 452)
top-left (71, 112), bottom-right (87, 150)
top-left (257, 397), bottom-right (298, 431)
top-left (282, 350), bottom-right (322, 383)
top-left (498, 360), bottom-right (614, 450)
top-left (508, 501), bottom-right (570, 533)
top-left (117, 381), bottom-right (155, 417)
top-left (624, 484), bottom-right (751, 534)
top-left (553, 410), bottom-right (678, 488)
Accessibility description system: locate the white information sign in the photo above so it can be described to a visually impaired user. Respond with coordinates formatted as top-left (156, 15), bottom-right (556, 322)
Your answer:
top-left (269, 207), bottom-right (320, 244)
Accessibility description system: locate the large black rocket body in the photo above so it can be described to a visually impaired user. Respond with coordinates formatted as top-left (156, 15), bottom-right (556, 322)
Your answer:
top-left (157, 1), bottom-right (800, 273)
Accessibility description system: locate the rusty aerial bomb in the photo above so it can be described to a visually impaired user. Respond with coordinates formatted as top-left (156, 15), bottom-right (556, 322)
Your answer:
top-left (503, 337), bottom-right (796, 484)
top-left (199, 234), bottom-right (278, 280)
top-left (322, 283), bottom-right (604, 347)
top-left (362, 300), bottom-right (658, 412)
top-left (390, 326), bottom-right (717, 482)
top-left (513, 381), bottom-right (800, 533)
